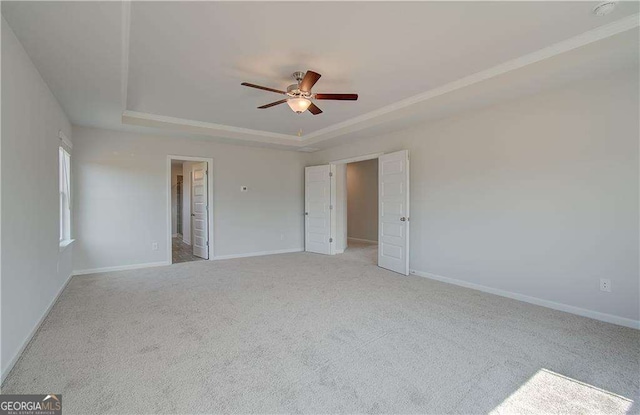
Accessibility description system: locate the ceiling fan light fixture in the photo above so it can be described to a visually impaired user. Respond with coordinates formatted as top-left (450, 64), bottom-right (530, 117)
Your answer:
top-left (242, 70), bottom-right (358, 116)
top-left (287, 97), bottom-right (312, 113)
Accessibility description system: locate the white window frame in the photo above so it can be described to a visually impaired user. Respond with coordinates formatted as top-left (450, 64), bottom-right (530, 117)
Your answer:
top-left (59, 146), bottom-right (72, 246)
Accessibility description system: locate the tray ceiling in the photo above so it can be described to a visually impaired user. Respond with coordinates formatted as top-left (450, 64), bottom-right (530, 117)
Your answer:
top-left (2, 1), bottom-right (638, 150)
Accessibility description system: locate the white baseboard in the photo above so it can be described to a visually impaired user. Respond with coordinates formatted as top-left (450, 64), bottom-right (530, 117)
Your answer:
top-left (172, 233), bottom-right (179, 237)
top-left (213, 248), bottom-right (304, 260)
top-left (1, 272), bottom-right (73, 384)
top-left (348, 237), bottom-right (378, 244)
top-left (410, 269), bottom-right (640, 330)
top-left (335, 249), bottom-right (345, 254)
top-left (182, 239), bottom-right (191, 246)
top-left (72, 261), bottom-right (171, 276)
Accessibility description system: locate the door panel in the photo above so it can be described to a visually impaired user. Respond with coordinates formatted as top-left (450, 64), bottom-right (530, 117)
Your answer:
top-left (378, 150), bottom-right (409, 275)
top-left (191, 162), bottom-right (209, 259)
top-left (305, 165), bottom-right (331, 255)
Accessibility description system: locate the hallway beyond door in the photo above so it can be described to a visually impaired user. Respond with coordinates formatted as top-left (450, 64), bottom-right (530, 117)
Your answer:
top-left (172, 236), bottom-right (204, 264)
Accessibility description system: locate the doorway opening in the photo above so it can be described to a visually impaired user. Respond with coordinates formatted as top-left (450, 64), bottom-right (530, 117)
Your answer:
top-left (168, 156), bottom-right (214, 264)
top-left (342, 158), bottom-right (379, 264)
top-left (304, 150), bottom-right (410, 275)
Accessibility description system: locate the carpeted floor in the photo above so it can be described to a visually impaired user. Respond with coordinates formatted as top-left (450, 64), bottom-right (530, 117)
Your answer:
top-left (2, 241), bottom-right (638, 414)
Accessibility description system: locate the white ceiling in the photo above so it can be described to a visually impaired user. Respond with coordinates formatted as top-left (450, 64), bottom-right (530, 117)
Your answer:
top-left (309, 28), bottom-right (639, 150)
top-left (2, 1), bottom-right (638, 151)
top-left (2, 1), bottom-right (123, 129)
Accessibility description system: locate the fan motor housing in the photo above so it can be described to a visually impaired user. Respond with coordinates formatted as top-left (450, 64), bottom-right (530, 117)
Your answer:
top-left (287, 84), bottom-right (312, 98)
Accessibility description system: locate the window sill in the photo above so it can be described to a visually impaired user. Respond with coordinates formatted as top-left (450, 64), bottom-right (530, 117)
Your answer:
top-left (59, 239), bottom-right (75, 253)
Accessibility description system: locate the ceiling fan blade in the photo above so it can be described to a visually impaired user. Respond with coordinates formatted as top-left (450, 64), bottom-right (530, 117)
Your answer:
top-left (299, 71), bottom-right (321, 92)
top-left (308, 102), bottom-right (323, 115)
top-left (258, 99), bottom-right (287, 109)
top-left (315, 93), bottom-right (358, 100)
top-left (241, 82), bottom-right (286, 95)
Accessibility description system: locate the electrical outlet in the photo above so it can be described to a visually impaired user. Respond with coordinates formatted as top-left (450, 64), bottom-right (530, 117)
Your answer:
top-left (152, 242), bottom-right (158, 251)
top-left (240, 186), bottom-right (248, 192)
top-left (600, 278), bottom-right (611, 292)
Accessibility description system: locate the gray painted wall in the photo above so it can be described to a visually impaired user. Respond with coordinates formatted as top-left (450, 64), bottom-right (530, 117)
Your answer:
top-left (307, 70), bottom-right (639, 324)
top-left (1, 18), bottom-right (74, 379)
top-left (72, 126), bottom-right (305, 271)
top-left (347, 159), bottom-right (378, 242)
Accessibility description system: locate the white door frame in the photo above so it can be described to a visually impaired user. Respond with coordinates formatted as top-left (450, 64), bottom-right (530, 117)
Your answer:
top-left (166, 155), bottom-right (214, 262)
top-left (329, 153), bottom-right (385, 255)
top-left (330, 153), bottom-right (385, 166)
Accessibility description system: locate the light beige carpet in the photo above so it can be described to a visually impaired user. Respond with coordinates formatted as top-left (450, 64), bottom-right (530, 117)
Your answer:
top-left (2, 241), bottom-right (638, 414)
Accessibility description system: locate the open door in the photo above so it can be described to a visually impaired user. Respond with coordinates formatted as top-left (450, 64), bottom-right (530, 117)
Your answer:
top-left (378, 150), bottom-right (410, 275)
top-left (305, 165), bottom-right (332, 255)
top-left (191, 162), bottom-right (209, 259)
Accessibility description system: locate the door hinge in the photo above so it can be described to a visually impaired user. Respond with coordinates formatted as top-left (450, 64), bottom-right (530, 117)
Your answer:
top-left (329, 205), bottom-right (333, 210)
top-left (329, 172), bottom-right (333, 177)
top-left (329, 238), bottom-right (333, 243)
top-left (206, 240), bottom-right (209, 246)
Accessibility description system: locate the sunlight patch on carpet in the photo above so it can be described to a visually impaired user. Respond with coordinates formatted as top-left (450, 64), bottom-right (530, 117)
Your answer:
top-left (490, 368), bottom-right (633, 414)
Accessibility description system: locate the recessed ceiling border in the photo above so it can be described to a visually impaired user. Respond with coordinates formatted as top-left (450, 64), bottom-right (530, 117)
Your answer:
top-left (302, 12), bottom-right (639, 144)
top-left (122, 110), bottom-right (302, 145)
top-left (121, 13), bottom-right (639, 148)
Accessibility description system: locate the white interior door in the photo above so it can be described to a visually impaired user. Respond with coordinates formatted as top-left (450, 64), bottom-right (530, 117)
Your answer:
top-left (378, 150), bottom-right (410, 275)
top-left (305, 165), bottom-right (332, 255)
top-left (191, 162), bottom-right (209, 259)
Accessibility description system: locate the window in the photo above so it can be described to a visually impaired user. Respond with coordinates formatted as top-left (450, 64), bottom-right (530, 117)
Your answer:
top-left (59, 147), bottom-right (71, 242)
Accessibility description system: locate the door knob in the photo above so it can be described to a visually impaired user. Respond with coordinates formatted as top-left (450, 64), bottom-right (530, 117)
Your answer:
top-left (400, 217), bottom-right (406, 221)
top-left (191, 213), bottom-right (195, 217)
top-left (305, 212), bottom-right (309, 216)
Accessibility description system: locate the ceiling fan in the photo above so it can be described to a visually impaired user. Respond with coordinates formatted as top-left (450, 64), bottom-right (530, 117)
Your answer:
top-left (241, 70), bottom-right (358, 115)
